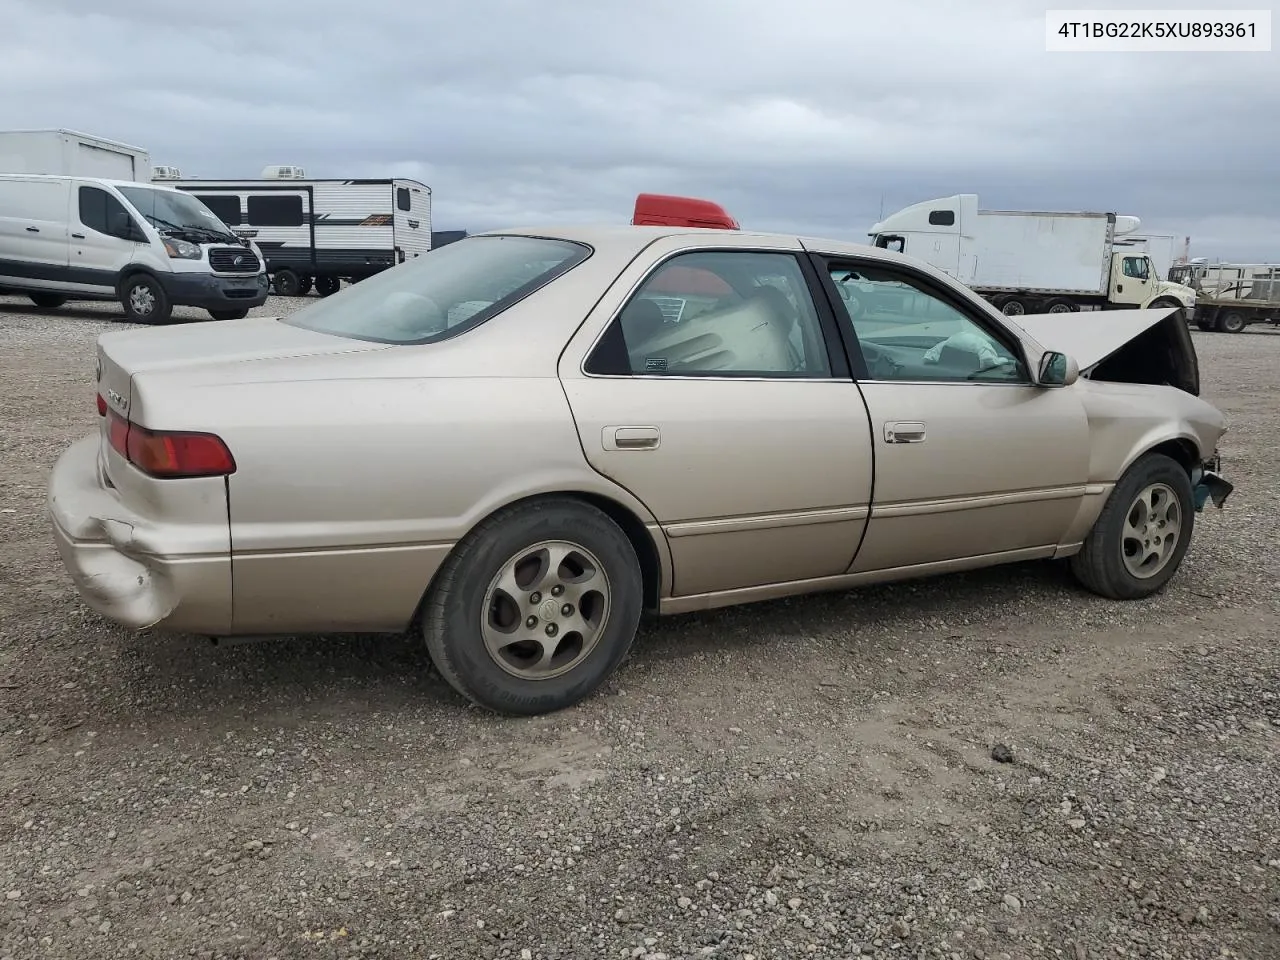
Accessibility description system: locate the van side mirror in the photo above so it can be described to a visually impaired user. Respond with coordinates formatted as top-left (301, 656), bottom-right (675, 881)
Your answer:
top-left (1038, 351), bottom-right (1079, 387)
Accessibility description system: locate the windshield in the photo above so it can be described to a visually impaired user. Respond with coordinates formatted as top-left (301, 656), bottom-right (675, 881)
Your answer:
top-left (281, 234), bottom-right (592, 345)
top-left (117, 186), bottom-right (238, 242)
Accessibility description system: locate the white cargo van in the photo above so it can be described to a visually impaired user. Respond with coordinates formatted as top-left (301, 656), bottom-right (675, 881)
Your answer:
top-left (0, 174), bottom-right (270, 323)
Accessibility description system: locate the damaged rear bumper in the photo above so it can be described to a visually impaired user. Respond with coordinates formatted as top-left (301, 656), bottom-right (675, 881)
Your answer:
top-left (1192, 452), bottom-right (1233, 511)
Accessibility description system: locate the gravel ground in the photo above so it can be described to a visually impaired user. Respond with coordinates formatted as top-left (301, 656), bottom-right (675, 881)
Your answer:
top-left (1, 294), bottom-right (1278, 960)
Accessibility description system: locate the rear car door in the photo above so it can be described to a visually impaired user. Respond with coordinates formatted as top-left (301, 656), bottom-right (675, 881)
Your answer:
top-left (558, 235), bottom-right (874, 599)
top-left (0, 176), bottom-right (70, 287)
top-left (809, 251), bottom-right (1092, 572)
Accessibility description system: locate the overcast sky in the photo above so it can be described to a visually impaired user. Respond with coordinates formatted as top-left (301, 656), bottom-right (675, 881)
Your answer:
top-left (2, 0), bottom-right (1277, 261)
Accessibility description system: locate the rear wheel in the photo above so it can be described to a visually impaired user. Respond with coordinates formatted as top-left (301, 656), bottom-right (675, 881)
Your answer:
top-left (272, 269), bottom-right (303, 297)
top-left (315, 275), bottom-right (341, 297)
top-left (209, 307), bottom-right (249, 321)
top-left (1069, 452), bottom-right (1194, 600)
top-left (999, 297), bottom-right (1028, 316)
top-left (297, 276), bottom-right (314, 296)
top-left (29, 293), bottom-right (68, 309)
top-left (1044, 298), bottom-right (1076, 313)
top-left (119, 274), bottom-right (172, 325)
top-left (1217, 311), bottom-right (1247, 334)
top-left (421, 498), bottom-right (644, 715)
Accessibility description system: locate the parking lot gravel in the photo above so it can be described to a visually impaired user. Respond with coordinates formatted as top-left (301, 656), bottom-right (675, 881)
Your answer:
top-left (1, 294), bottom-right (1277, 960)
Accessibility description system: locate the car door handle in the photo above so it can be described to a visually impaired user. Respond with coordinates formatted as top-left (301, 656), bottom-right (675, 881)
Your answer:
top-left (72, 232), bottom-right (85, 239)
top-left (25, 226), bottom-right (39, 233)
top-left (884, 421), bottom-right (926, 443)
top-left (604, 426), bottom-right (660, 450)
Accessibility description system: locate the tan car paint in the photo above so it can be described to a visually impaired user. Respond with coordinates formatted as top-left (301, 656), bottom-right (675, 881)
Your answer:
top-left (49, 224), bottom-right (1228, 637)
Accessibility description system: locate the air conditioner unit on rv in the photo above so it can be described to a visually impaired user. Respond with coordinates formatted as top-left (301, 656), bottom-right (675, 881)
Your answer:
top-left (152, 165), bottom-right (182, 180)
top-left (262, 165), bottom-right (305, 179)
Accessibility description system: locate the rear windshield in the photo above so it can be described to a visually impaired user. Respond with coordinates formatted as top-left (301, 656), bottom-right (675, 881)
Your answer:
top-left (281, 235), bottom-right (591, 344)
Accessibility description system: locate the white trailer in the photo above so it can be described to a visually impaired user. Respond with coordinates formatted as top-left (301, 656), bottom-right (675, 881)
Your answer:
top-left (0, 129), bottom-right (151, 182)
top-left (868, 194), bottom-right (1195, 317)
top-left (155, 167), bottom-right (432, 297)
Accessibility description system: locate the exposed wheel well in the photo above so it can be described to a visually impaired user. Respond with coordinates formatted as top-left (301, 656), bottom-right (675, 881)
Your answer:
top-left (409, 491), bottom-right (664, 634)
top-left (1147, 438), bottom-right (1199, 473)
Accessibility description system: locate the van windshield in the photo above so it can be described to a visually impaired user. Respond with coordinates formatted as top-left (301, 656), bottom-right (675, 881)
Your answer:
top-left (117, 186), bottom-right (239, 243)
top-left (281, 234), bottom-right (592, 345)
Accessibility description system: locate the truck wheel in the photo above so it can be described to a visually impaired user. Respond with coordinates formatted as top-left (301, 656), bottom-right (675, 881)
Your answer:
top-left (1069, 452), bottom-right (1194, 601)
top-left (120, 274), bottom-right (172, 325)
top-left (1045, 298), bottom-right (1076, 313)
top-left (420, 497), bottom-right (644, 715)
top-left (1000, 297), bottom-right (1028, 316)
top-left (209, 308), bottom-right (249, 321)
top-left (315, 276), bottom-right (341, 297)
top-left (1217, 311), bottom-right (1246, 334)
top-left (272, 269), bottom-right (303, 297)
top-left (29, 293), bottom-right (69, 309)
top-left (297, 276), bottom-right (314, 296)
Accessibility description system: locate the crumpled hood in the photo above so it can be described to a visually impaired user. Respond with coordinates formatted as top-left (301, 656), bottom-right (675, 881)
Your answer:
top-left (1008, 306), bottom-right (1199, 396)
top-left (1008, 307), bottom-right (1179, 371)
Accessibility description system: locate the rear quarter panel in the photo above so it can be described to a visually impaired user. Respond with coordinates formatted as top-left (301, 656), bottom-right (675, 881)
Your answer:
top-left (132, 241), bottom-right (670, 633)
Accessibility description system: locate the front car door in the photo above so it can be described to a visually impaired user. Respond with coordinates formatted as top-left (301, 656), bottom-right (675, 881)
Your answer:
top-left (71, 183), bottom-right (144, 295)
top-left (1111, 254), bottom-right (1154, 306)
top-left (557, 234), bottom-right (874, 601)
top-left (807, 249), bottom-right (1092, 573)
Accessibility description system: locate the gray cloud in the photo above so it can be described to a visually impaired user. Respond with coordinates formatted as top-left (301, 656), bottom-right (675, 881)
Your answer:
top-left (1, 0), bottom-right (1276, 260)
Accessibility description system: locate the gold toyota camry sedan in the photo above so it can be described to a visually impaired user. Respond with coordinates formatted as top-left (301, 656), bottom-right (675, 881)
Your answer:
top-left (48, 196), bottom-right (1234, 715)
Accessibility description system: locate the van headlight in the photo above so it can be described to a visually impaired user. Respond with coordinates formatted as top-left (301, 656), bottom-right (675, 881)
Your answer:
top-left (163, 238), bottom-right (202, 260)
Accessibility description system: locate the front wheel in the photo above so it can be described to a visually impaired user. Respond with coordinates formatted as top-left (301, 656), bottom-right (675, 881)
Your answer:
top-left (119, 274), bottom-right (172, 325)
top-left (421, 498), bottom-right (644, 715)
top-left (1069, 452), bottom-right (1194, 600)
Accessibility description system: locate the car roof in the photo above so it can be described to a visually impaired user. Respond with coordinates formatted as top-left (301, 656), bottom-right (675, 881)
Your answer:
top-left (0, 173), bottom-right (172, 190)
top-left (476, 223), bottom-right (891, 260)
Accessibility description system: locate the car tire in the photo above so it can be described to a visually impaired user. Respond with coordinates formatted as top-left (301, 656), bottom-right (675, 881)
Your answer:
top-left (315, 276), bottom-right (341, 297)
top-left (209, 308), bottom-right (249, 321)
top-left (272, 269), bottom-right (302, 297)
top-left (29, 293), bottom-right (68, 309)
top-left (119, 274), bottom-right (172, 325)
top-left (297, 276), bottom-right (314, 296)
top-left (1045, 298), bottom-right (1076, 313)
top-left (999, 297), bottom-right (1028, 316)
top-left (421, 497), bottom-right (644, 715)
top-left (1217, 311), bottom-right (1246, 334)
top-left (1069, 452), bottom-right (1194, 600)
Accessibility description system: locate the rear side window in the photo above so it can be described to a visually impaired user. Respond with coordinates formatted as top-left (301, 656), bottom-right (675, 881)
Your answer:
top-left (197, 194), bottom-right (242, 225)
top-left (78, 186), bottom-right (138, 240)
top-left (281, 234), bottom-right (591, 345)
top-left (396, 187), bottom-right (411, 211)
top-left (246, 194), bottom-right (304, 226)
top-left (928, 210), bottom-right (955, 226)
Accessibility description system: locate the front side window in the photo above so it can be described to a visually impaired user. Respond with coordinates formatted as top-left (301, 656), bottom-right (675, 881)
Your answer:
top-left (78, 186), bottom-right (140, 241)
top-left (281, 234), bottom-right (591, 345)
top-left (585, 250), bottom-right (832, 377)
top-left (827, 263), bottom-right (1028, 383)
top-left (1122, 256), bottom-right (1150, 280)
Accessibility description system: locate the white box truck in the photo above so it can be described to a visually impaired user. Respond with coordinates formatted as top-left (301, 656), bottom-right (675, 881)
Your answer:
top-left (0, 129), bottom-right (151, 182)
top-left (868, 194), bottom-right (1195, 318)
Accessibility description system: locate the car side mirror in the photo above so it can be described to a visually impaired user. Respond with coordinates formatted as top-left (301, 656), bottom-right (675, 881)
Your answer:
top-left (1037, 351), bottom-right (1079, 387)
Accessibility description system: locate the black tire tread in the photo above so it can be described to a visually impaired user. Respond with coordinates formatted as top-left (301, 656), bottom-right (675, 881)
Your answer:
top-left (1069, 452), bottom-right (1193, 600)
top-left (421, 496), bottom-right (642, 715)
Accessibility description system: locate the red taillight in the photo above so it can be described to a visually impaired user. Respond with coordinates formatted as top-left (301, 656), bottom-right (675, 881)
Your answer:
top-left (96, 393), bottom-right (107, 416)
top-left (104, 409), bottom-right (235, 479)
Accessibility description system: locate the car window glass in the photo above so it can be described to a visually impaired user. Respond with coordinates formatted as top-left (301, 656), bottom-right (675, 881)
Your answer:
top-left (597, 251), bottom-right (831, 377)
top-left (828, 264), bottom-right (1028, 383)
top-left (78, 186), bottom-right (137, 240)
top-left (1123, 257), bottom-right (1149, 279)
